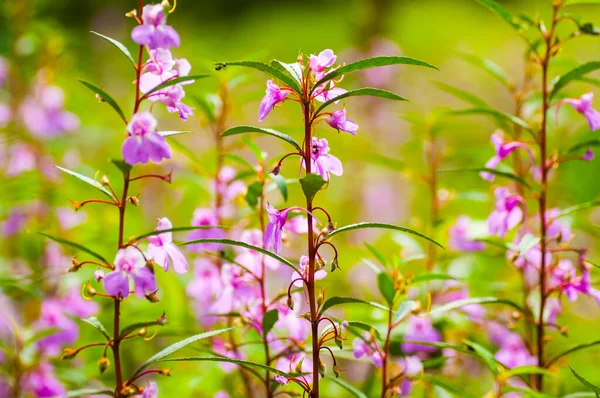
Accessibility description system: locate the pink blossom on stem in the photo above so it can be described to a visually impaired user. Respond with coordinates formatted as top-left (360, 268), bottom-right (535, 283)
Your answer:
top-left (326, 108), bottom-right (359, 135)
top-left (480, 132), bottom-right (532, 181)
top-left (564, 92), bottom-right (600, 131)
top-left (292, 255), bottom-right (327, 287)
top-left (301, 137), bottom-right (343, 180)
top-left (104, 247), bottom-right (156, 298)
top-left (353, 332), bottom-right (383, 367)
top-left (19, 84), bottom-right (79, 138)
top-left (401, 316), bottom-right (441, 354)
top-left (131, 4), bottom-right (180, 49)
top-left (309, 49), bottom-right (337, 74)
top-left (186, 258), bottom-right (222, 304)
top-left (187, 208), bottom-right (226, 252)
top-left (147, 217), bottom-right (188, 273)
top-left (264, 204), bottom-right (292, 254)
top-left (448, 216), bottom-right (485, 252)
top-left (20, 362), bottom-right (65, 398)
top-left (315, 87), bottom-right (347, 103)
top-left (488, 187), bottom-right (523, 237)
top-left (258, 80), bottom-right (289, 122)
top-left (122, 111), bottom-right (172, 165)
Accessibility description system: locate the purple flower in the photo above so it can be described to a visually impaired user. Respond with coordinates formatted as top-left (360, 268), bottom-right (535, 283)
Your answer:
top-left (551, 260), bottom-right (600, 305)
top-left (448, 216), bottom-right (485, 252)
top-left (147, 217), bottom-right (188, 273)
top-left (353, 332), bottom-right (383, 367)
top-left (494, 332), bottom-right (536, 369)
top-left (104, 247), bottom-right (156, 298)
top-left (397, 355), bottom-right (423, 376)
top-left (34, 300), bottom-right (78, 356)
top-left (545, 208), bottom-right (572, 243)
top-left (565, 92), bottom-right (600, 131)
top-left (264, 204), bottom-right (292, 254)
top-left (141, 381), bottom-right (158, 398)
top-left (401, 316), bottom-right (441, 353)
top-left (6, 143), bottom-right (36, 176)
top-left (481, 132), bottom-right (532, 181)
top-left (21, 362), bottom-right (65, 398)
top-left (275, 294), bottom-right (308, 342)
top-left (213, 337), bottom-right (246, 373)
top-left (326, 108), bottom-right (359, 135)
top-left (2, 206), bottom-right (28, 236)
top-left (187, 208), bottom-right (226, 252)
top-left (302, 137), bottom-right (343, 180)
top-left (186, 258), bottom-right (222, 305)
top-left (582, 148), bottom-right (595, 161)
top-left (315, 87), bottom-right (347, 103)
top-left (258, 80), bottom-right (289, 122)
top-left (488, 187), bottom-right (523, 237)
top-left (274, 375), bottom-right (289, 385)
top-left (292, 255), bottom-right (327, 287)
top-left (309, 49), bottom-right (337, 74)
top-left (122, 111), bottom-right (172, 165)
top-left (131, 4), bottom-right (180, 49)
top-left (19, 84), bottom-right (79, 139)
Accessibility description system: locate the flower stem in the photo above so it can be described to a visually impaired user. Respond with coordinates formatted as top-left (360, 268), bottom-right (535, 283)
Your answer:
top-left (380, 306), bottom-right (393, 398)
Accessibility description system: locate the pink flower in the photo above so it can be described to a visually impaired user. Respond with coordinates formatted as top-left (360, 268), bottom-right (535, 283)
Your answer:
top-left (309, 49), bottom-right (337, 73)
top-left (258, 80), bottom-right (289, 122)
top-left (276, 354), bottom-right (314, 384)
top-left (551, 260), bottom-right (600, 305)
top-left (274, 375), bottom-right (289, 385)
top-left (326, 108), bottom-right (359, 135)
top-left (275, 297), bottom-right (308, 342)
top-left (264, 204), bottom-right (292, 254)
top-left (353, 332), bottom-right (383, 367)
top-left (20, 362), bottom-right (65, 398)
top-left (147, 217), bottom-right (188, 273)
top-left (94, 270), bottom-right (105, 281)
top-left (235, 229), bottom-right (280, 276)
top-left (545, 208), bottom-right (572, 243)
top-left (397, 355), bottom-right (423, 376)
top-left (187, 258), bottom-right (222, 304)
top-left (122, 111), bottom-right (172, 165)
top-left (488, 187), bottom-right (523, 237)
top-left (565, 92), bottom-right (600, 131)
top-left (481, 132), bottom-right (532, 181)
top-left (302, 137), bottom-right (343, 180)
top-left (292, 255), bottom-right (327, 287)
top-left (213, 337), bottom-right (245, 373)
top-left (582, 148), bottom-right (594, 161)
top-left (131, 4), bottom-right (180, 49)
top-left (448, 216), bottom-right (485, 252)
top-left (494, 332), bottom-right (536, 368)
top-left (19, 84), bottom-right (79, 138)
top-left (187, 208), bottom-right (226, 252)
top-left (401, 316), bottom-right (441, 353)
top-left (315, 87), bottom-right (347, 103)
top-left (56, 206), bottom-right (87, 230)
top-left (104, 247), bottom-right (156, 298)
top-left (6, 143), bottom-right (36, 176)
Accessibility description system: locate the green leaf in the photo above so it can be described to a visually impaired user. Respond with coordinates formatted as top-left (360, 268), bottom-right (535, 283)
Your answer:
top-left (222, 154), bottom-right (256, 171)
top-left (242, 137), bottom-right (265, 162)
top-left (326, 222), bottom-right (444, 249)
top-left (472, 0), bottom-right (522, 30)
top-left (156, 356), bottom-right (294, 378)
top-left (432, 81), bottom-right (489, 106)
top-left (55, 165), bottom-right (115, 199)
top-left (66, 389), bottom-right (114, 397)
top-left (546, 340), bottom-right (600, 367)
top-left (271, 60), bottom-right (303, 82)
top-left (133, 327), bottom-right (235, 377)
top-left (464, 339), bottom-right (500, 375)
top-left (428, 297), bottom-right (523, 316)
top-left (38, 233), bottom-right (109, 264)
top-left (313, 56), bottom-right (437, 93)
top-left (568, 138), bottom-right (600, 153)
top-left (81, 316), bottom-right (110, 341)
top-left (191, 94), bottom-right (216, 123)
top-left (558, 199), bottom-right (600, 218)
top-left (214, 61), bottom-right (303, 94)
top-left (315, 88), bottom-right (407, 114)
top-left (245, 181), bottom-right (263, 208)
top-left (78, 80), bottom-right (127, 123)
top-left (110, 159), bottom-right (132, 175)
top-left (564, 0), bottom-right (600, 5)
top-left (364, 242), bottom-right (387, 265)
top-left (550, 62), bottom-right (600, 100)
top-left (120, 314), bottom-right (166, 338)
top-left (221, 125), bottom-right (302, 152)
top-left (262, 309), bottom-right (279, 337)
top-left (411, 273), bottom-right (459, 284)
top-left (393, 300), bottom-right (418, 323)
top-left (158, 130), bottom-right (193, 137)
top-left (143, 75), bottom-right (210, 98)
top-left (501, 366), bottom-right (553, 379)
top-left (319, 296), bottom-right (388, 316)
top-left (269, 174), bottom-right (288, 201)
top-left (328, 377), bottom-right (369, 398)
top-left (421, 374), bottom-right (476, 398)
top-left (439, 167), bottom-right (529, 187)
top-left (135, 225), bottom-right (225, 241)
top-left (377, 273), bottom-right (396, 306)
top-left (90, 31), bottom-right (135, 67)
top-left (449, 107), bottom-right (532, 131)
top-left (570, 367), bottom-right (600, 397)
top-left (344, 320), bottom-right (381, 339)
top-left (299, 174), bottom-right (327, 202)
top-left (180, 238), bottom-right (300, 273)
top-left (459, 53), bottom-right (514, 88)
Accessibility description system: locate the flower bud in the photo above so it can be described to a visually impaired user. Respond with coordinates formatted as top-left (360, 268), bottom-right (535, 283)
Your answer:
top-left (161, 0), bottom-right (171, 8)
top-left (287, 295), bottom-right (295, 310)
top-left (157, 311), bottom-right (167, 325)
top-left (333, 364), bottom-right (342, 378)
top-left (100, 174), bottom-right (110, 186)
top-left (69, 258), bottom-right (82, 273)
top-left (61, 348), bottom-right (78, 360)
top-left (70, 200), bottom-right (82, 210)
top-left (128, 195), bottom-right (140, 207)
top-left (330, 258), bottom-right (339, 272)
top-left (138, 327), bottom-right (148, 337)
top-left (411, 301), bottom-right (422, 315)
top-left (160, 368), bottom-right (172, 376)
top-left (94, 270), bottom-right (105, 282)
top-left (272, 165), bottom-right (281, 176)
top-left (316, 257), bottom-right (325, 271)
top-left (300, 312), bottom-right (311, 321)
top-left (317, 288), bottom-right (325, 307)
top-left (334, 334), bottom-right (343, 350)
top-left (297, 53), bottom-right (304, 66)
top-left (85, 281), bottom-right (97, 297)
top-left (294, 357), bottom-right (304, 373)
top-left (145, 290), bottom-right (160, 303)
top-left (318, 359), bottom-right (327, 378)
top-left (125, 9), bottom-right (137, 18)
top-left (120, 385), bottom-right (137, 397)
top-left (98, 357), bottom-right (110, 374)
top-left (321, 221), bottom-right (336, 237)
top-left (560, 325), bottom-right (569, 336)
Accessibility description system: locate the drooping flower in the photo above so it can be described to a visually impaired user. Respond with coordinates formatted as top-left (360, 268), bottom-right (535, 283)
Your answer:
top-left (291, 255), bottom-right (327, 287)
top-left (353, 332), bottom-right (383, 367)
top-left (131, 4), bottom-right (180, 49)
top-left (401, 316), bottom-right (441, 354)
top-left (309, 49), bottom-right (337, 74)
top-left (264, 204), bottom-right (292, 254)
top-left (315, 87), bottom-right (347, 103)
top-left (488, 187), bottom-right (523, 237)
top-left (301, 137), bottom-right (343, 180)
top-left (258, 80), bottom-right (289, 122)
top-left (147, 217), bottom-right (188, 273)
top-left (480, 132), bottom-right (532, 181)
top-left (122, 111), bottom-right (172, 165)
top-left (326, 108), bottom-right (359, 135)
top-left (448, 216), bottom-right (485, 252)
top-left (187, 208), bottom-right (226, 252)
top-left (104, 247), bottom-right (156, 298)
top-left (564, 92), bottom-right (600, 131)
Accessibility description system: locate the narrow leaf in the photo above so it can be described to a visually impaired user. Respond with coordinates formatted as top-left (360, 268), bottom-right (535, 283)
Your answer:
top-left (222, 125), bottom-right (302, 152)
top-left (157, 356), bottom-right (294, 378)
top-left (315, 88), bottom-right (407, 114)
top-left (550, 61), bottom-right (600, 100)
top-left (38, 233), bottom-right (109, 264)
top-left (313, 56), bottom-right (437, 92)
top-left (564, 0), bottom-right (600, 4)
top-left (570, 367), bottom-right (600, 396)
top-left (55, 165), bottom-right (115, 199)
top-left (78, 80), bottom-right (127, 123)
top-left (66, 389), bottom-right (113, 397)
top-left (501, 366), bottom-right (553, 379)
top-left (133, 327), bottom-right (235, 376)
top-left (546, 340), bottom-right (600, 367)
top-left (120, 315), bottom-right (166, 338)
top-left (428, 297), bottom-right (524, 315)
top-left (432, 81), bottom-right (489, 106)
top-left (558, 199), bottom-right (600, 218)
top-left (377, 273), bottom-right (396, 306)
top-left (271, 60), bottom-right (303, 82)
top-left (299, 174), bottom-right (326, 202)
top-left (262, 309), bottom-right (279, 337)
top-left (364, 242), bottom-right (387, 265)
top-left (459, 53), bottom-right (514, 88)
top-left (319, 296), bottom-right (389, 316)
top-left (214, 61), bottom-right (303, 94)
top-left (326, 222), bottom-right (444, 249)
top-left (328, 377), bottom-right (369, 398)
top-left (158, 130), bottom-right (192, 137)
top-left (568, 138), bottom-right (600, 153)
top-left (81, 317), bottom-right (110, 340)
top-left (143, 74), bottom-right (210, 98)
top-left (464, 339), bottom-right (500, 375)
top-left (421, 374), bottom-right (476, 398)
top-left (473, 0), bottom-right (522, 30)
top-left (269, 174), bottom-right (288, 201)
top-left (110, 159), bottom-right (132, 175)
top-left (449, 107), bottom-right (532, 131)
top-left (245, 181), bottom-right (263, 208)
top-left (135, 225), bottom-right (225, 241)
top-left (90, 31), bottom-right (135, 67)
top-left (439, 167), bottom-right (530, 187)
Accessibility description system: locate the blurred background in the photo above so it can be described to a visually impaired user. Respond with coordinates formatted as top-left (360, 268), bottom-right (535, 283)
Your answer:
top-left (2, 0), bottom-right (600, 396)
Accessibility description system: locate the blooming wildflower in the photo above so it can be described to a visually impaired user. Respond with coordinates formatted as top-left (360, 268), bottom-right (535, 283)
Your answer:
top-left (302, 137), bottom-right (343, 180)
top-left (1, 207), bottom-right (28, 236)
top-left (235, 229), bottom-right (279, 276)
top-left (258, 80), bottom-right (289, 122)
top-left (275, 296), bottom-right (309, 342)
top-left (494, 332), bottom-right (536, 368)
top-left (448, 216), bottom-right (485, 252)
top-left (309, 49), bottom-right (337, 74)
top-left (147, 217), bottom-right (188, 273)
top-left (104, 246), bottom-right (156, 298)
top-left (141, 381), bottom-right (158, 398)
top-left (315, 87), bottom-right (347, 103)
top-left (551, 259), bottom-right (600, 305)
top-left (20, 362), bottom-right (65, 398)
top-left (187, 208), bottom-right (226, 252)
top-left (292, 255), bottom-right (327, 287)
top-left (398, 355), bottom-right (423, 376)
top-left (213, 337), bottom-right (245, 373)
top-left (274, 375), bottom-right (289, 385)
top-left (326, 108), bottom-right (359, 135)
top-left (56, 206), bottom-right (87, 230)
top-left (286, 215), bottom-right (317, 234)
top-left (545, 208), bottom-right (572, 243)
top-left (131, 4), bottom-right (180, 49)
top-left (353, 332), bottom-right (383, 367)
top-left (481, 132), bottom-right (532, 181)
top-left (582, 148), bottom-right (594, 161)
top-left (401, 316), bottom-right (441, 353)
top-left (264, 204), bottom-right (292, 254)
top-left (564, 92), bottom-right (600, 131)
top-left (6, 143), bottom-right (36, 176)
top-left (122, 111), bottom-right (172, 165)
top-left (19, 84), bottom-right (79, 139)
top-left (488, 187), bottom-right (523, 237)
top-left (186, 258), bottom-right (222, 303)
top-left (210, 263), bottom-right (258, 314)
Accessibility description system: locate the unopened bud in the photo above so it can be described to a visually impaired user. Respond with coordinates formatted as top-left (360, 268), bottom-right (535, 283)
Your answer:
top-left (543, 335), bottom-right (553, 343)
top-left (94, 270), bottom-right (105, 282)
top-left (120, 385), bottom-right (137, 397)
top-left (317, 288), bottom-right (325, 307)
top-left (138, 327), bottom-right (148, 337)
top-left (318, 360), bottom-right (327, 378)
top-left (71, 200), bottom-right (82, 210)
top-left (160, 368), bottom-right (172, 376)
top-left (334, 334), bottom-right (343, 350)
top-left (69, 258), bottom-right (82, 273)
top-left (294, 357), bottom-right (304, 373)
top-left (164, 171), bottom-right (173, 183)
top-left (560, 325), bottom-right (569, 336)
top-left (297, 53), bottom-right (304, 65)
top-left (100, 174), bottom-right (110, 186)
top-left (300, 312), bottom-right (311, 321)
top-left (128, 195), bottom-right (140, 207)
top-left (333, 364), bottom-right (342, 378)
top-left (287, 295), bottom-right (295, 310)
top-left (157, 311), bottom-right (167, 325)
top-left (330, 258), bottom-right (339, 272)
top-left (272, 165), bottom-right (281, 176)
top-left (316, 257), bottom-right (325, 271)
top-left (125, 9), bottom-right (137, 18)
top-left (321, 221), bottom-right (336, 236)
top-left (145, 290), bottom-right (160, 303)
top-left (98, 357), bottom-right (110, 374)
top-left (510, 252), bottom-right (520, 263)
top-left (85, 281), bottom-right (97, 297)
top-left (61, 348), bottom-right (78, 360)
top-left (161, 0), bottom-right (171, 8)
top-left (411, 301), bottom-right (422, 314)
